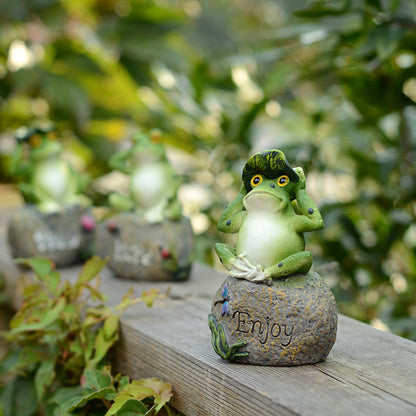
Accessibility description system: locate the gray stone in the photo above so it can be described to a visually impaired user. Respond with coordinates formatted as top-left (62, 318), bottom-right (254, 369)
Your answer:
top-left (95, 212), bottom-right (194, 281)
top-left (209, 271), bottom-right (337, 366)
top-left (8, 204), bottom-right (95, 267)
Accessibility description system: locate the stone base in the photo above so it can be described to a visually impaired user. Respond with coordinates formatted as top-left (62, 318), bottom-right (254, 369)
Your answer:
top-left (95, 212), bottom-right (194, 281)
top-left (209, 271), bottom-right (337, 366)
top-left (8, 204), bottom-right (95, 267)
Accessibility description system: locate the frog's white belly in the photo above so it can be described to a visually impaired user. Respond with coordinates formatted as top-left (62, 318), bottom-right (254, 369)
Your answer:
top-left (236, 212), bottom-right (304, 267)
top-left (34, 162), bottom-right (70, 200)
top-left (130, 164), bottom-right (170, 208)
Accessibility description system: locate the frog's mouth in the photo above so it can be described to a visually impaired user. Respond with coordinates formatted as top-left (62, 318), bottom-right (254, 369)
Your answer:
top-left (243, 190), bottom-right (283, 211)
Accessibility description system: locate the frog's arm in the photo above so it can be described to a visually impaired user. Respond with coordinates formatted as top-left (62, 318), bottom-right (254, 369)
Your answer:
top-left (9, 145), bottom-right (29, 176)
top-left (217, 185), bottom-right (247, 233)
top-left (164, 197), bottom-right (182, 220)
top-left (109, 148), bottom-right (134, 173)
top-left (18, 182), bottom-right (40, 203)
top-left (292, 168), bottom-right (324, 233)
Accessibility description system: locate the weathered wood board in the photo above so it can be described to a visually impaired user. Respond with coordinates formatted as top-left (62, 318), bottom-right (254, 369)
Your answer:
top-left (1, 210), bottom-right (415, 416)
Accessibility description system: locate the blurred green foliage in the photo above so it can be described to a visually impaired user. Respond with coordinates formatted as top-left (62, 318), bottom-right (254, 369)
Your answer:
top-left (0, 0), bottom-right (415, 339)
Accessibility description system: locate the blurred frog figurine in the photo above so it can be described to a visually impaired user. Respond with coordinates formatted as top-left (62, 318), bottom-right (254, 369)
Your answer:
top-left (215, 149), bottom-right (324, 282)
top-left (10, 126), bottom-right (91, 214)
top-left (109, 130), bottom-right (182, 223)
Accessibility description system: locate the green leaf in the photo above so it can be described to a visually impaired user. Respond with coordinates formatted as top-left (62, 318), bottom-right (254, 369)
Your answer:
top-left (9, 296), bottom-right (66, 333)
top-left (103, 315), bottom-right (119, 340)
top-left (60, 387), bottom-right (115, 413)
top-left (0, 348), bottom-right (45, 374)
top-left (114, 288), bottom-right (140, 313)
top-left (375, 25), bottom-right (403, 61)
top-left (118, 375), bottom-right (130, 390)
top-left (105, 387), bottom-right (155, 416)
top-left (77, 256), bottom-right (108, 284)
top-left (0, 375), bottom-right (37, 416)
top-left (47, 385), bottom-right (83, 405)
top-left (84, 282), bottom-right (108, 302)
top-left (295, 0), bottom-right (351, 17)
top-left (15, 257), bottom-right (54, 279)
top-left (89, 330), bottom-right (117, 366)
top-left (135, 378), bottom-right (172, 413)
top-left (112, 399), bottom-right (148, 416)
top-left (35, 358), bottom-right (56, 400)
top-left (139, 289), bottom-right (160, 309)
top-left (83, 368), bottom-right (112, 390)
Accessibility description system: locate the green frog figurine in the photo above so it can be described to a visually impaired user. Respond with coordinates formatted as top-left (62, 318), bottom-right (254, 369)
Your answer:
top-left (209, 149), bottom-right (337, 366)
top-left (96, 130), bottom-right (194, 281)
top-left (108, 130), bottom-right (182, 224)
top-left (8, 126), bottom-right (95, 266)
top-left (10, 126), bottom-right (91, 214)
top-left (215, 149), bottom-right (324, 282)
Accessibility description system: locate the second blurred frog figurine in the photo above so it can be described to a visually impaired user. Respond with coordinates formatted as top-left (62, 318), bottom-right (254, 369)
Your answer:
top-left (9, 126), bottom-right (91, 213)
top-left (215, 149), bottom-right (324, 282)
top-left (108, 130), bottom-right (182, 224)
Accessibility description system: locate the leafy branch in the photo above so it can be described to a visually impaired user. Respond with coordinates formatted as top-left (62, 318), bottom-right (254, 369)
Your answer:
top-left (0, 256), bottom-right (170, 416)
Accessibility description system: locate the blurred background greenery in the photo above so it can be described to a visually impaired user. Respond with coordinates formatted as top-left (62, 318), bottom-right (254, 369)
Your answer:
top-left (0, 0), bottom-right (415, 339)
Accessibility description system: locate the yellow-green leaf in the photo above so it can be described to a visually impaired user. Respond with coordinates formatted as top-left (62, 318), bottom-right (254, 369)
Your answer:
top-left (133, 378), bottom-right (172, 411)
top-left (77, 256), bottom-right (107, 284)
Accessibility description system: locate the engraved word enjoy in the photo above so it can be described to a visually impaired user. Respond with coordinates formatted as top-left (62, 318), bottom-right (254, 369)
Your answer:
top-left (33, 229), bottom-right (80, 253)
top-left (233, 310), bottom-right (294, 347)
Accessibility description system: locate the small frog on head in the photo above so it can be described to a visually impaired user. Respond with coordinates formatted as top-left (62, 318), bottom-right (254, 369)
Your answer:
top-left (215, 149), bottom-right (324, 282)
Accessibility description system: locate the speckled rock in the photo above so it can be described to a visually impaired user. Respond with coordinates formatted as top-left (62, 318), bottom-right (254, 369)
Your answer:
top-left (8, 204), bottom-right (95, 267)
top-left (95, 212), bottom-right (194, 281)
top-left (209, 271), bottom-right (337, 366)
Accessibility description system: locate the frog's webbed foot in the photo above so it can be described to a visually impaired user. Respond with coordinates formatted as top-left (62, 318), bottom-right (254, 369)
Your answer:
top-left (230, 254), bottom-right (271, 283)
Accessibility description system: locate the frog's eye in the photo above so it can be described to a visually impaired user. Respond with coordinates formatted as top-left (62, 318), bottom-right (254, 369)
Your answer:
top-left (277, 175), bottom-right (289, 187)
top-left (46, 132), bottom-right (58, 141)
top-left (251, 174), bottom-right (263, 187)
top-left (150, 130), bottom-right (162, 143)
top-left (29, 134), bottom-right (42, 148)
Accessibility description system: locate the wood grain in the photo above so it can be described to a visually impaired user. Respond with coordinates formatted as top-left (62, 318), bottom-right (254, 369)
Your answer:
top-left (1, 210), bottom-right (415, 415)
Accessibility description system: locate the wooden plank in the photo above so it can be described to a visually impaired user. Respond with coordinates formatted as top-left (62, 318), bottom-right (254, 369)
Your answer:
top-left (108, 271), bottom-right (416, 416)
top-left (1, 210), bottom-right (416, 415)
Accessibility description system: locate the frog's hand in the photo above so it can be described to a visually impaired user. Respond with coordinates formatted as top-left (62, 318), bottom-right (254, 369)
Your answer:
top-left (230, 254), bottom-right (269, 282)
top-left (292, 167), bottom-right (324, 232)
top-left (9, 146), bottom-right (28, 175)
top-left (215, 243), bottom-right (237, 271)
top-left (164, 198), bottom-right (182, 221)
top-left (293, 189), bottom-right (324, 232)
top-left (217, 185), bottom-right (247, 233)
top-left (19, 183), bottom-right (56, 206)
top-left (18, 183), bottom-right (39, 203)
top-left (109, 148), bottom-right (134, 173)
top-left (76, 171), bottom-right (90, 194)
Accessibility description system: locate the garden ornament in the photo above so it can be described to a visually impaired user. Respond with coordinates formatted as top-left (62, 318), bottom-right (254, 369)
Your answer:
top-left (96, 130), bottom-right (194, 281)
top-left (8, 126), bottom-right (95, 266)
top-left (108, 129), bottom-right (182, 223)
top-left (209, 149), bottom-right (337, 366)
top-left (10, 125), bottom-right (91, 213)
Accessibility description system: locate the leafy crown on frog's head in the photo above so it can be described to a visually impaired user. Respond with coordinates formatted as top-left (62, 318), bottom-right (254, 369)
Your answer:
top-left (242, 149), bottom-right (299, 192)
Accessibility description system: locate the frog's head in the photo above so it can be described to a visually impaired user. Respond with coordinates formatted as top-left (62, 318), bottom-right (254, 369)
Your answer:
top-left (16, 126), bottom-right (61, 161)
top-left (242, 149), bottom-right (299, 212)
top-left (130, 129), bottom-right (167, 163)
